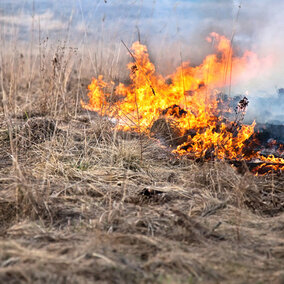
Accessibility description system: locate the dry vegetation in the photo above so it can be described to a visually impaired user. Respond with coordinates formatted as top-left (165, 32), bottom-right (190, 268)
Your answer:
top-left (0, 36), bottom-right (284, 284)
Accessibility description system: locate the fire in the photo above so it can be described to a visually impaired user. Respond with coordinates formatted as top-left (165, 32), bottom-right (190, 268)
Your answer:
top-left (82, 33), bottom-right (284, 174)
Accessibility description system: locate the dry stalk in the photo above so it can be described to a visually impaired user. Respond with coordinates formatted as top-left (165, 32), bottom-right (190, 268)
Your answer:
top-left (1, 56), bottom-right (26, 222)
top-left (134, 92), bottom-right (143, 161)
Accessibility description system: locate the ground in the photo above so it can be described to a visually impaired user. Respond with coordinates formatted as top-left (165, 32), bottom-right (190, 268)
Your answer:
top-left (0, 109), bottom-right (283, 283)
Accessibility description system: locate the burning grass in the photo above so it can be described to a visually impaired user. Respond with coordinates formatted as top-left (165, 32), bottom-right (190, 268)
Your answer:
top-left (82, 34), bottom-right (284, 175)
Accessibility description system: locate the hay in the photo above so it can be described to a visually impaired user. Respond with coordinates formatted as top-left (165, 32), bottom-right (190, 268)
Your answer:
top-left (150, 118), bottom-right (187, 146)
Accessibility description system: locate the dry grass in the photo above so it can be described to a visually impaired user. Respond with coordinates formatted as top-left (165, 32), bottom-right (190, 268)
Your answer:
top-left (0, 110), bottom-right (283, 283)
top-left (0, 29), bottom-right (283, 284)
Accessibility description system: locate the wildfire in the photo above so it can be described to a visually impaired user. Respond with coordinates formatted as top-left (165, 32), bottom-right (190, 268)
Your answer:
top-left (82, 33), bottom-right (284, 175)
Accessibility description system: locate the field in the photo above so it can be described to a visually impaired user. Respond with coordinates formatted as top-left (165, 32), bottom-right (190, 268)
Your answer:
top-left (0, 29), bottom-right (284, 284)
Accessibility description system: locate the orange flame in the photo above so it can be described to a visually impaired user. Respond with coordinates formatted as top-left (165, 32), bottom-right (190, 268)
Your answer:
top-left (82, 33), bottom-right (284, 174)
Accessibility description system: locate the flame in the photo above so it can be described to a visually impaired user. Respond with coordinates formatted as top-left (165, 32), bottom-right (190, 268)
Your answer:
top-left (82, 33), bottom-right (284, 174)
top-left (252, 155), bottom-right (284, 175)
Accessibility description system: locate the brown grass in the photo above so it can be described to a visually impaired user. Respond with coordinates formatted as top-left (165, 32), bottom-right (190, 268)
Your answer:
top-left (0, 31), bottom-right (283, 284)
top-left (0, 110), bottom-right (283, 283)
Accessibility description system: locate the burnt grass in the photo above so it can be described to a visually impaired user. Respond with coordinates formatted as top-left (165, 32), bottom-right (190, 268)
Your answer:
top-left (0, 111), bottom-right (283, 284)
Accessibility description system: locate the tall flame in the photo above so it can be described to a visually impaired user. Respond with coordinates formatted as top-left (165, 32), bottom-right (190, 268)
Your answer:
top-left (82, 33), bottom-right (284, 174)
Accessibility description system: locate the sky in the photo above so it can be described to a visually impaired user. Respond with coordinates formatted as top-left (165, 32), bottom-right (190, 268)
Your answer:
top-left (1, 0), bottom-right (284, 122)
top-left (1, 0), bottom-right (283, 49)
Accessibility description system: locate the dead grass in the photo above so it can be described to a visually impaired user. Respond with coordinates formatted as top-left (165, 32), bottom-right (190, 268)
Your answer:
top-left (0, 107), bottom-right (283, 283)
top-left (0, 28), bottom-right (283, 283)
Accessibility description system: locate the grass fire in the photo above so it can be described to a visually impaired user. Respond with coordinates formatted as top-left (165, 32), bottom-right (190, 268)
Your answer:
top-left (0, 1), bottom-right (284, 284)
top-left (82, 33), bottom-right (284, 175)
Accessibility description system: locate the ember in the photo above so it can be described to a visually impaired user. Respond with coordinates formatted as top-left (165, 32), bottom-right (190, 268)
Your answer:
top-left (82, 33), bottom-right (284, 175)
